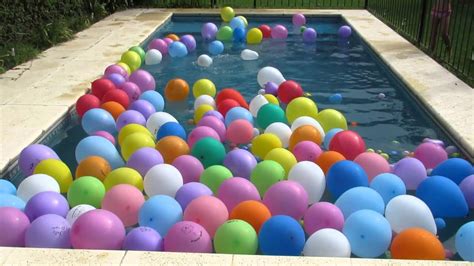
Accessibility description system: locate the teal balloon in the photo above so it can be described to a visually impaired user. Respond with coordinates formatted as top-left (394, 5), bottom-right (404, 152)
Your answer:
top-left (335, 187), bottom-right (385, 219)
top-left (191, 137), bottom-right (226, 168)
top-left (370, 173), bottom-right (406, 204)
top-left (456, 221), bottom-right (474, 261)
top-left (256, 104), bottom-right (287, 129)
top-left (431, 158), bottom-right (473, 185)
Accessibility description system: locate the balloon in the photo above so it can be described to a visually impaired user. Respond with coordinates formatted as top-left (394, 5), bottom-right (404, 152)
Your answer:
top-left (194, 104), bottom-right (215, 123)
top-left (145, 49), bottom-right (162, 65)
top-left (217, 177), bottom-right (260, 212)
top-left (304, 202), bottom-right (344, 235)
top-left (258, 215), bottom-right (305, 256)
top-left (338, 25), bottom-right (352, 38)
top-left (416, 175), bottom-right (468, 217)
top-left (123, 227), bottom-right (163, 251)
top-left (277, 81), bottom-right (303, 104)
top-left (129, 69), bottom-right (156, 92)
top-left (249, 94), bottom-right (269, 117)
top-left (103, 167), bottom-right (143, 191)
top-left (81, 108), bottom-right (116, 135)
top-left (175, 182), bottom-right (212, 210)
top-left (220, 6), bottom-right (235, 22)
top-left (140, 90), bottom-right (165, 112)
top-left (24, 191), bottom-right (69, 221)
top-left (226, 119), bottom-right (254, 145)
top-left (214, 220), bottom-right (258, 254)
top-left (335, 187), bottom-right (385, 218)
top-left (100, 101), bottom-right (125, 120)
top-left (91, 78), bottom-right (117, 99)
top-left (172, 155), bottom-right (204, 184)
top-left (217, 26), bottom-right (233, 42)
top-left (343, 210), bottom-right (392, 258)
top-left (116, 62), bottom-right (131, 75)
top-left (0, 179), bottom-right (16, 195)
top-left (431, 158), bottom-right (473, 184)
top-left (157, 122), bottom-right (186, 140)
top-left (323, 128), bottom-right (343, 149)
top-left (76, 136), bottom-right (124, 169)
top-left (138, 195), bottom-right (182, 236)
top-left (191, 137), bottom-right (226, 168)
top-left (259, 24), bottom-right (271, 38)
top-left (166, 34), bottom-right (179, 41)
top-left (329, 130), bottom-right (365, 160)
top-left (168, 41), bottom-right (188, 58)
top-left (101, 184), bottom-right (145, 227)
top-left (264, 148), bottom-right (296, 177)
top-left (257, 66), bottom-right (285, 88)
top-left (225, 107), bottom-right (253, 126)
top-left (251, 133), bottom-right (282, 159)
top-left (391, 228), bottom-right (444, 260)
top-left (121, 132), bottom-right (155, 161)
top-left (155, 136), bottom-right (190, 164)
top-left (119, 124), bottom-right (154, 147)
top-left (33, 159), bottom-right (72, 193)
top-left (291, 116), bottom-right (326, 138)
top-left (66, 204), bottom-right (95, 225)
top-left (0, 194), bottom-right (25, 210)
top-left (292, 13), bottom-right (306, 26)
top-left (240, 49), bottom-right (259, 61)
top-left (217, 89), bottom-right (248, 111)
top-left (370, 173), bottom-right (406, 204)
top-left (385, 195), bottom-right (437, 234)
top-left (256, 104), bottom-right (287, 129)
top-left (164, 221), bottom-right (212, 253)
top-left (146, 112), bottom-right (177, 136)
top-left (192, 79), bottom-right (216, 98)
top-left (121, 50), bottom-right (141, 71)
top-left (292, 141), bottom-right (322, 162)
top-left (264, 122), bottom-right (291, 148)
top-left (148, 38), bottom-right (168, 55)
top-left (208, 40), bottom-right (224, 55)
top-left (263, 180), bottom-right (308, 220)
top-left (286, 97), bottom-right (318, 123)
top-left (414, 142), bottom-right (447, 169)
top-left (392, 157), bottom-right (427, 190)
top-left (288, 161), bottom-right (325, 204)
top-left (194, 94), bottom-right (216, 110)
top-left (200, 165), bottom-right (233, 194)
top-left (460, 175), bottom-right (474, 208)
top-left (76, 94), bottom-right (101, 118)
top-left (183, 195), bottom-right (228, 237)
top-left (126, 147), bottom-right (163, 176)
top-left (289, 125), bottom-right (323, 151)
top-left (144, 164), bottom-right (183, 198)
top-left (246, 28), bottom-right (263, 44)
top-left (315, 151), bottom-right (346, 174)
top-left (197, 54), bottom-right (213, 67)
top-left (128, 46), bottom-right (144, 62)
top-left (201, 22), bottom-right (218, 41)
top-left (326, 160), bottom-right (369, 199)
top-left (250, 160), bottom-right (285, 197)
top-left (180, 34), bottom-right (196, 52)
top-left (0, 207), bottom-right (30, 246)
top-left (230, 200), bottom-right (271, 233)
top-left (303, 27), bottom-right (317, 43)
top-left (303, 229), bottom-right (350, 257)
top-left (25, 214), bottom-right (70, 248)
top-left (316, 109), bottom-right (348, 133)
top-left (353, 152), bottom-right (390, 181)
top-left (456, 222), bottom-right (474, 261)
top-left (263, 82), bottom-right (278, 96)
top-left (233, 27), bottom-right (246, 42)
top-left (271, 25), bottom-right (288, 39)
top-left (104, 64), bottom-right (128, 78)
top-left (67, 176), bottom-right (105, 208)
top-left (223, 149), bottom-right (257, 179)
top-left (106, 73), bottom-right (126, 88)
top-left (129, 100), bottom-right (156, 120)
top-left (93, 131), bottom-right (115, 145)
top-left (17, 174), bottom-right (60, 202)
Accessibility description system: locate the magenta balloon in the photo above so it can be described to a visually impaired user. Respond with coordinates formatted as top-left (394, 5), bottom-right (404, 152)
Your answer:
top-left (24, 191), bottom-right (69, 221)
top-left (116, 110), bottom-right (146, 131)
top-left (164, 221), bottom-right (212, 253)
top-left (163, 38), bottom-right (174, 45)
top-left (0, 207), bottom-right (30, 247)
top-left (460, 175), bottom-right (474, 209)
top-left (217, 177), bottom-right (260, 212)
top-left (129, 70), bottom-right (156, 93)
top-left (197, 116), bottom-right (226, 141)
top-left (292, 141), bottom-right (322, 162)
top-left (175, 182), bottom-right (212, 210)
top-left (180, 34), bottom-right (197, 52)
top-left (271, 25), bottom-right (288, 39)
top-left (25, 214), bottom-right (71, 248)
top-left (414, 142), bottom-right (448, 169)
top-left (303, 202), bottom-right (344, 235)
top-left (392, 157), bottom-right (427, 190)
top-left (119, 82), bottom-right (141, 102)
top-left (263, 180), bottom-right (308, 220)
top-left (127, 147), bottom-right (164, 176)
top-left (187, 126), bottom-right (220, 148)
top-left (203, 110), bottom-right (224, 122)
top-left (19, 144), bottom-right (60, 176)
top-left (172, 155), bottom-right (205, 184)
top-left (129, 99), bottom-right (156, 120)
top-left (123, 226), bottom-right (163, 251)
top-left (223, 149), bottom-right (257, 179)
top-left (302, 27), bottom-right (317, 43)
top-left (93, 131), bottom-right (116, 145)
top-left (104, 64), bottom-right (128, 78)
top-left (292, 13), bottom-right (306, 27)
top-left (201, 22), bottom-right (218, 41)
top-left (71, 209), bottom-right (125, 250)
top-left (148, 38), bottom-right (168, 55)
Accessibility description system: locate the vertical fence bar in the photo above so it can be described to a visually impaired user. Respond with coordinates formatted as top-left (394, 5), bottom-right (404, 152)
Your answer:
top-left (364, 0), bottom-right (368, 9)
top-left (417, 0), bottom-right (428, 44)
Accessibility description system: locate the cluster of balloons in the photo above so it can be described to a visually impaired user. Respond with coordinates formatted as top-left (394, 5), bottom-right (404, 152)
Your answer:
top-left (147, 33), bottom-right (197, 61)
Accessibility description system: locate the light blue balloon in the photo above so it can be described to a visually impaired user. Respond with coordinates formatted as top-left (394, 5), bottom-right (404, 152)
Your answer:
top-left (229, 17), bottom-right (245, 30)
top-left (75, 136), bottom-right (124, 169)
top-left (0, 194), bottom-right (25, 210)
top-left (343, 209), bottom-right (392, 258)
top-left (335, 186), bottom-right (385, 219)
top-left (456, 221), bottom-right (474, 261)
top-left (224, 107), bottom-right (254, 126)
top-left (323, 128), bottom-right (343, 149)
top-left (81, 108), bottom-right (116, 135)
top-left (140, 91), bottom-right (165, 112)
top-left (138, 195), bottom-right (182, 236)
top-left (0, 179), bottom-right (16, 195)
top-left (370, 173), bottom-right (406, 204)
top-left (168, 41), bottom-right (188, 58)
top-left (208, 40), bottom-right (224, 55)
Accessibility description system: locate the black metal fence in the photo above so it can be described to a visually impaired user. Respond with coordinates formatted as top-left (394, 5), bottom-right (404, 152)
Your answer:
top-left (140, 0), bottom-right (365, 8)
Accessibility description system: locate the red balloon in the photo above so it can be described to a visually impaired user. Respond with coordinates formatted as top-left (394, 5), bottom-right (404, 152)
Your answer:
top-left (76, 94), bottom-right (100, 118)
top-left (217, 99), bottom-right (240, 117)
top-left (216, 88), bottom-right (249, 109)
top-left (259, 25), bottom-right (272, 38)
top-left (102, 89), bottom-right (130, 109)
top-left (277, 80), bottom-right (303, 104)
top-left (91, 78), bottom-right (117, 99)
top-left (329, 130), bottom-right (366, 160)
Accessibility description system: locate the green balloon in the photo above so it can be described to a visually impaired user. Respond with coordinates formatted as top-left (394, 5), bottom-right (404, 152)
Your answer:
top-left (200, 165), bottom-right (233, 194)
top-left (256, 103), bottom-right (287, 129)
top-left (217, 26), bottom-right (233, 41)
top-left (120, 50), bottom-right (142, 72)
top-left (67, 176), bottom-right (105, 208)
top-left (214, 219), bottom-right (258, 254)
top-left (129, 46), bottom-right (145, 62)
top-left (191, 137), bottom-right (226, 168)
top-left (300, 26), bottom-right (307, 33)
top-left (250, 160), bottom-right (285, 197)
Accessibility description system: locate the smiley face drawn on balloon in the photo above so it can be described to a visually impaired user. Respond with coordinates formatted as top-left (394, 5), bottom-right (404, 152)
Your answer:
top-left (180, 223), bottom-right (203, 243)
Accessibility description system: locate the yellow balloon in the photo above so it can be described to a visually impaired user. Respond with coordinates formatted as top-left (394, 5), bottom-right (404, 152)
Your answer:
top-left (118, 124), bottom-right (155, 146)
top-left (192, 79), bottom-right (216, 98)
top-left (103, 167), bottom-right (143, 191)
top-left (247, 28), bottom-right (263, 44)
top-left (286, 97), bottom-right (318, 124)
top-left (34, 159), bottom-right (73, 193)
top-left (120, 51), bottom-right (141, 72)
top-left (316, 109), bottom-right (348, 133)
top-left (237, 16), bottom-right (248, 27)
top-left (264, 148), bottom-right (297, 178)
top-left (220, 6), bottom-right (235, 22)
top-left (194, 104), bottom-right (214, 123)
top-left (251, 133), bottom-right (282, 159)
top-left (121, 132), bottom-right (155, 161)
top-left (264, 94), bottom-right (279, 105)
top-left (117, 62), bottom-right (131, 75)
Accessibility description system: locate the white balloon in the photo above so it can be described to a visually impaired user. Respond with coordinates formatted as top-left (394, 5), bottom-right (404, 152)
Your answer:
top-left (145, 49), bottom-right (162, 65)
top-left (265, 122), bottom-right (292, 148)
top-left (194, 95), bottom-right (216, 110)
top-left (385, 195), bottom-right (437, 234)
top-left (257, 66), bottom-right (286, 88)
top-left (144, 164), bottom-right (183, 197)
top-left (253, 128), bottom-right (260, 137)
top-left (291, 116), bottom-right (326, 139)
top-left (303, 229), bottom-right (351, 257)
top-left (66, 204), bottom-right (95, 225)
top-left (249, 95), bottom-right (269, 117)
top-left (17, 174), bottom-right (60, 202)
top-left (288, 161), bottom-right (326, 204)
top-left (146, 112), bottom-right (178, 136)
top-left (197, 54), bottom-right (213, 67)
top-left (241, 49), bottom-right (259, 60)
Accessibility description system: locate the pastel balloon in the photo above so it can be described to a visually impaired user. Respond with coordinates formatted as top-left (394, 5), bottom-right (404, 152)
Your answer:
top-left (123, 227), bottom-right (163, 251)
top-left (75, 136), bottom-right (124, 169)
top-left (138, 195), bottom-right (183, 236)
top-left (223, 149), bottom-right (257, 179)
top-left (201, 22), bottom-right (218, 40)
top-left (264, 122), bottom-right (292, 148)
top-left (241, 49), bottom-right (259, 60)
top-left (146, 112), bottom-right (178, 136)
top-left (250, 160), bottom-right (286, 197)
top-left (172, 155), bottom-right (204, 184)
top-left (217, 177), bottom-right (260, 212)
top-left (17, 174), bottom-right (60, 202)
top-left (292, 13), bottom-right (306, 26)
top-left (338, 25), bottom-right (352, 38)
top-left (214, 220), bottom-right (258, 254)
top-left (24, 191), bottom-right (69, 221)
top-left (25, 214), bottom-right (71, 248)
top-left (127, 147), bottom-right (163, 176)
top-left (174, 182), bottom-right (212, 210)
top-left (194, 95), bottom-right (216, 110)
top-left (316, 109), bottom-right (348, 133)
top-left (303, 229), bottom-right (350, 257)
top-left (455, 221), bottom-right (474, 261)
top-left (144, 164), bottom-right (183, 198)
top-left (292, 141), bottom-right (322, 162)
top-left (33, 159), bottom-right (73, 193)
top-left (392, 157), bottom-right (427, 190)
top-left (197, 54), bottom-right (213, 67)
top-left (0, 207), bottom-right (30, 246)
top-left (200, 165), bottom-right (233, 195)
top-left (225, 107), bottom-right (253, 126)
top-left (93, 131), bottom-right (116, 145)
top-left (68, 176), bottom-right (106, 208)
top-left (414, 142), bottom-right (447, 169)
top-left (288, 161), bottom-right (325, 204)
top-left (19, 144), bottom-right (60, 176)
top-left (129, 100), bottom-right (156, 120)
top-left (164, 221), bottom-right (212, 253)
top-left (369, 173), bottom-right (406, 204)
top-left (460, 175), bottom-right (474, 208)
top-left (0, 179), bottom-right (16, 195)
top-left (183, 196), bottom-right (228, 237)
top-left (208, 40), bottom-right (224, 55)
top-left (249, 94), bottom-right (269, 117)
top-left (148, 38), bottom-right (168, 55)
top-left (326, 160), bottom-right (369, 199)
top-left (271, 25), bottom-right (288, 39)
top-left (180, 34), bottom-right (196, 52)
top-left (257, 66), bottom-right (285, 88)
top-left (145, 49), bottom-right (162, 65)
top-left (431, 158), bottom-right (473, 184)
top-left (303, 27), bottom-right (317, 43)
top-left (263, 180), bottom-right (308, 220)
top-left (335, 187), bottom-right (385, 218)
top-left (129, 69), bottom-right (156, 92)
top-left (304, 202), bottom-right (344, 235)
top-left (385, 195), bottom-right (437, 234)
top-left (168, 41), bottom-right (188, 58)
top-left (101, 184), bottom-right (145, 227)
top-left (353, 152), bottom-right (390, 181)
top-left (66, 204), bottom-right (95, 225)
top-left (291, 116), bottom-right (325, 139)
top-left (140, 90), bottom-right (165, 112)
top-left (264, 148), bottom-right (297, 177)
top-left (0, 194), bottom-right (25, 210)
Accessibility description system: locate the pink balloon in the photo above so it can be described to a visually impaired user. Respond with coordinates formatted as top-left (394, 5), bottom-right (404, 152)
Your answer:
top-left (197, 116), bottom-right (226, 141)
top-left (217, 177), bottom-right (260, 212)
top-left (119, 82), bottom-right (141, 102)
top-left (263, 180), bottom-right (308, 220)
top-left (172, 155), bottom-right (205, 184)
top-left (354, 152), bottom-right (390, 181)
top-left (183, 196), bottom-right (228, 237)
top-left (303, 202), bottom-right (344, 235)
top-left (414, 142), bottom-right (448, 169)
top-left (187, 126), bottom-right (220, 148)
top-left (163, 38), bottom-right (174, 45)
top-left (101, 184), bottom-right (145, 227)
top-left (226, 119), bottom-right (254, 145)
top-left (148, 38), bottom-right (168, 55)
top-left (271, 25), bottom-right (288, 39)
top-left (292, 13), bottom-right (306, 27)
top-left (0, 207), bottom-right (30, 247)
top-left (93, 131), bottom-right (116, 145)
top-left (392, 157), bottom-right (427, 190)
top-left (104, 64), bottom-right (128, 78)
top-left (164, 221), bottom-right (212, 253)
top-left (129, 70), bottom-right (156, 93)
top-left (292, 141), bottom-right (322, 162)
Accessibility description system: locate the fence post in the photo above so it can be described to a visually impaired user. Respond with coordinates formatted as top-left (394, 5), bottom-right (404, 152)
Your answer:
top-left (417, 0), bottom-right (428, 44)
top-left (364, 0), bottom-right (368, 9)
top-left (254, 0), bottom-right (257, 8)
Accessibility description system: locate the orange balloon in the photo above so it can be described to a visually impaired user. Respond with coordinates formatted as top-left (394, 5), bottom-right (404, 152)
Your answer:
top-left (101, 101), bottom-right (125, 120)
top-left (315, 151), bottom-right (346, 174)
top-left (165, 79), bottom-right (189, 101)
top-left (230, 200), bottom-right (271, 233)
top-left (288, 125), bottom-right (322, 150)
top-left (166, 34), bottom-right (180, 41)
top-left (155, 136), bottom-right (190, 163)
top-left (75, 156), bottom-right (111, 181)
top-left (391, 228), bottom-right (445, 260)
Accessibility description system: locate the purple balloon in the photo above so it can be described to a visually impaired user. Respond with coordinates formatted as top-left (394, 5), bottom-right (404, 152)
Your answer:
top-left (201, 22), bottom-right (218, 41)
top-left (180, 34), bottom-right (197, 52)
top-left (264, 82), bottom-right (278, 96)
top-left (172, 155), bottom-right (204, 184)
top-left (123, 226), bottom-right (163, 251)
top-left (460, 175), bottom-right (474, 209)
top-left (223, 149), bottom-right (257, 179)
top-left (25, 214), bottom-right (71, 248)
top-left (129, 99), bottom-right (156, 120)
top-left (119, 82), bottom-right (141, 102)
top-left (175, 182), bottom-right (212, 210)
top-left (197, 115), bottom-right (226, 141)
top-left (272, 25), bottom-right (288, 39)
top-left (0, 207), bottom-right (30, 247)
top-left (148, 38), bottom-right (168, 55)
top-left (116, 110), bottom-right (146, 131)
top-left (129, 70), bottom-right (156, 93)
top-left (338, 25), bottom-right (352, 38)
top-left (93, 131), bottom-right (116, 145)
top-left (24, 191), bottom-right (69, 221)
top-left (303, 27), bottom-right (317, 43)
top-left (19, 144), bottom-right (60, 176)
top-left (127, 147), bottom-right (164, 176)
top-left (106, 73), bottom-right (126, 87)
top-left (393, 157), bottom-right (427, 190)
top-left (104, 64), bottom-right (128, 78)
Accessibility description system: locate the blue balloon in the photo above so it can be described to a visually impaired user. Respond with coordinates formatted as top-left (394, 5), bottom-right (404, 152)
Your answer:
top-left (168, 41), bottom-right (188, 58)
top-left (208, 40), bottom-right (224, 55)
top-left (327, 160), bottom-right (369, 199)
top-left (229, 17), bottom-right (245, 30)
top-left (435, 218), bottom-right (446, 230)
top-left (224, 107), bottom-right (254, 126)
top-left (335, 187), bottom-right (385, 218)
top-left (0, 179), bottom-right (16, 195)
top-left (140, 91), bottom-right (165, 112)
top-left (258, 215), bottom-right (305, 256)
top-left (416, 175), bottom-right (468, 218)
top-left (0, 194), bottom-right (25, 210)
top-left (75, 136), bottom-right (124, 169)
top-left (323, 128), bottom-right (343, 150)
top-left (233, 27), bottom-right (246, 43)
top-left (138, 195), bottom-right (182, 236)
top-left (343, 209), bottom-right (392, 258)
top-left (157, 122), bottom-right (186, 140)
top-left (431, 158), bottom-right (473, 184)
top-left (81, 108), bottom-right (117, 135)
top-left (456, 221), bottom-right (474, 261)
top-left (370, 173), bottom-right (406, 204)
top-left (329, 93), bottom-right (343, 104)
